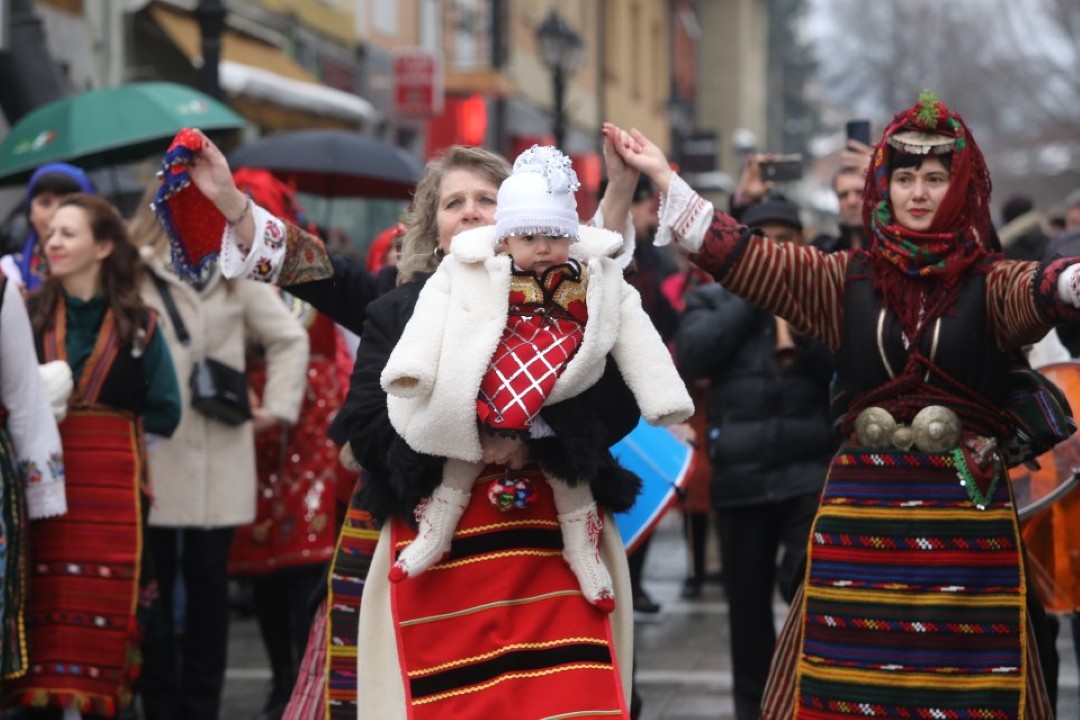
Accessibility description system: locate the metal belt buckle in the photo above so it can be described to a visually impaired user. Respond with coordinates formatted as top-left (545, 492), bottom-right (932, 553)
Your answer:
top-left (855, 405), bottom-right (961, 452)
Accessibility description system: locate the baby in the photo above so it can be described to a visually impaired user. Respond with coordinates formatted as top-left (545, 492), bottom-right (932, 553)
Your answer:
top-left (381, 145), bottom-right (693, 611)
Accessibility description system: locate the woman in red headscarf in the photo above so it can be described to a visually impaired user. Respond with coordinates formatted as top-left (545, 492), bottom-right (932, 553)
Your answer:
top-left (364, 221), bottom-right (405, 274)
top-left (607, 93), bottom-right (1077, 719)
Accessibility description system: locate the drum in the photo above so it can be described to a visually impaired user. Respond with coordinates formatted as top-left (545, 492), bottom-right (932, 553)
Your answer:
top-left (1010, 362), bottom-right (1080, 612)
top-left (611, 417), bottom-right (693, 553)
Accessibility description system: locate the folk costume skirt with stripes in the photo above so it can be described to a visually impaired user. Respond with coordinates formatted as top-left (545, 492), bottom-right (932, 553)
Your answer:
top-left (326, 499), bottom-right (380, 717)
top-left (761, 443), bottom-right (1053, 720)
top-left (281, 479), bottom-right (381, 720)
top-left (5, 408), bottom-right (148, 717)
top-left (0, 425), bottom-right (29, 681)
top-left (356, 465), bottom-right (633, 719)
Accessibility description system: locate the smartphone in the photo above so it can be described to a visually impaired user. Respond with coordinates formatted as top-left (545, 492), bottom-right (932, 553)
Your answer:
top-left (845, 119), bottom-right (871, 146)
top-left (759, 154), bottom-right (803, 183)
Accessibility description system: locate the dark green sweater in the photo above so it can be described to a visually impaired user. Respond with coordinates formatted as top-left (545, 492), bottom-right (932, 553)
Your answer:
top-left (64, 293), bottom-right (182, 437)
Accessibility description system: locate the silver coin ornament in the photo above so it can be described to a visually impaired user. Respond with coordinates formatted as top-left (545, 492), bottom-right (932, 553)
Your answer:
top-left (911, 405), bottom-right (961, 453)
top-left (855, 407), bottom-right (897, 448)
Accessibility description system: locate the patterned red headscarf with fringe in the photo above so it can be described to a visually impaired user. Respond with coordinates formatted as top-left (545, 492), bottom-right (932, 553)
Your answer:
top-left (152, 129), bottom-right (227, 281)
top-left (861, 91), bottom-right (996, 345)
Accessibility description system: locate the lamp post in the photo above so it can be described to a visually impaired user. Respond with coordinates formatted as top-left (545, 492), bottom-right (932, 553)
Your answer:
top-left (534, 10), bottom-right (583, 149)
top-left (195, 0), bottom-right (227, 100)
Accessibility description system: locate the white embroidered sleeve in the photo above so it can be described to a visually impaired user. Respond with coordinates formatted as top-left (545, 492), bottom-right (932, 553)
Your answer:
top-left (219, 203), bottom-right (288, 283)
top-left (0, 256), bottom-right (24, 289)
top-left (655, 173), bottom-right (714, 252)
top-left (0, 280), bottom-right (66, 519)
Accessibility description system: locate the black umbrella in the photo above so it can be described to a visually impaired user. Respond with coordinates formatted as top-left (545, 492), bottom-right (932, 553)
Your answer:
top-left (228, 130), bottom-right (423, 200)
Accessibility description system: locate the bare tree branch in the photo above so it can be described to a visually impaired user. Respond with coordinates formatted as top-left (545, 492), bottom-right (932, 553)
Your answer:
top-left (815, 0), bottom-right (1080, 141)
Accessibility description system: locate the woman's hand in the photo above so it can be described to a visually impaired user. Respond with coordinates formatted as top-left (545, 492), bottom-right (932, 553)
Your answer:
top-left (187, 128), bottom-right (256, 249)
top-left (597, 123), bottom-right (640, 231)
top-left (604, 123), bottom-right (674, 194)
top-left (601, 123), bottom-right (641, 193)
top-left (187, 129), bottom-right (248, 223)
top-left (480, 431), bottom-right (529, 470)
top-left (251, 407), bottom-right (281, 434)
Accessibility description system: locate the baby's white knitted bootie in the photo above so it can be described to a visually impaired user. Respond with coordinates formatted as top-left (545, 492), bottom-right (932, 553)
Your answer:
top-left (390, 485), bottom-right (471, 582)
top-left (558, 503), bottom-right (615, 613)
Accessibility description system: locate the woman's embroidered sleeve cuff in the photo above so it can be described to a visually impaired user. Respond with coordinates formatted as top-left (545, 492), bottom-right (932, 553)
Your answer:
top-left (220, 203), bottom-right (289, 282)
top-left (1037, 258), bottom-right (1080, 322)
top-left (689, 217), bottom-right (758, 281)
top-left (656, 173), bottom-right (713, 251)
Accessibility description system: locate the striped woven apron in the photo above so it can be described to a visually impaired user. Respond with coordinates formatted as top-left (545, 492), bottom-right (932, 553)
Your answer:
top-left (5, 305), bottom-right (148, 717)
top-left (387, 466), bottom-right (627, 719)
top-left (766, 442), bottom-right (1053, 719)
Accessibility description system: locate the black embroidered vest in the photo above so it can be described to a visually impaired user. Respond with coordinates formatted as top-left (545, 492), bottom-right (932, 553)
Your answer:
top-left (831, 256), bottom-right (1012, 425)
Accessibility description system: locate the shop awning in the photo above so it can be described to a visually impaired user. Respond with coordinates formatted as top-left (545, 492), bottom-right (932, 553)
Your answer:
top-left (219, 62), bottom-right (378, 126)
top-left (150, 4), bottom-right (378, 128)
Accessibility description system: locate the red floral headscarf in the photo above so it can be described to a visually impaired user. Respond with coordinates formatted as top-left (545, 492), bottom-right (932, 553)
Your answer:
top-left (861, 91), bottom-right (996, 342)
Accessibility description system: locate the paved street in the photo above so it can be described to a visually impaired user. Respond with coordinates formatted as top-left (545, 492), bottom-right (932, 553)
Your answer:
top-left (222, 512), bottom-right (1080, 719)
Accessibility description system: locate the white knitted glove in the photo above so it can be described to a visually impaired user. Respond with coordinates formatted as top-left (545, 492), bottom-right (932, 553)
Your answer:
top-left (38, 361), bottom-right (73, 423)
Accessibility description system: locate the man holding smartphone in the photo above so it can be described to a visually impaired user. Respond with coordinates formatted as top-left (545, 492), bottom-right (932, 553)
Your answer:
top-left (730, 154), bottom-right (797, 219)
top-left (813, 120), bottom-right (874, 253)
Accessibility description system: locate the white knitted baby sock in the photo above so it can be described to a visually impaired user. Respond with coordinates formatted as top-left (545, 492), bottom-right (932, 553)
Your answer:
top-left (390, 484), bottom-right (471, 582)
top-left (557, 502), bottom-right (615, 613)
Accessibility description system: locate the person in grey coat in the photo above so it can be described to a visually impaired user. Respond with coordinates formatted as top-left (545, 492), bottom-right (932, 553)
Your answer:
top-left (674, 197), bottom-right (837, 720)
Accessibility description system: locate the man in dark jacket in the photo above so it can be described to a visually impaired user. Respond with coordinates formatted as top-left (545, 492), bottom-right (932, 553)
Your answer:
top-left (674, 197), bottom-right (837, 720)
top-left (812, 164), bottom-right (867, 253)
top-left (998, 194), bottom-right (1050, 261)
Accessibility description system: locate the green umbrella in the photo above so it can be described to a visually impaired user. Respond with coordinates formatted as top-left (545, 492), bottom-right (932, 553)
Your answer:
top-left (0, 82), bottom-right (246, 184)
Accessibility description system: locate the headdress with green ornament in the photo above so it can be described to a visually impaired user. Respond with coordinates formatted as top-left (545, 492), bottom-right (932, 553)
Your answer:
top-left (863, 90), bottom-right (991, 246)
top-left (860, 91), bottom-right (995, 346)
top-left (886, 91), bottom-right (961, 155)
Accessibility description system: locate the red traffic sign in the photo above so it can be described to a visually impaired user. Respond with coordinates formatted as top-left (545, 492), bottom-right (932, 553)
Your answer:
top-left (393, 50), bottom-right (443, 117)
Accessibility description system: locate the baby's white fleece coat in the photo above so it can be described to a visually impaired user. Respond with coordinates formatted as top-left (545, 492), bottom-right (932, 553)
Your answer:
top-left (381, 224), bottom-right (694, 463)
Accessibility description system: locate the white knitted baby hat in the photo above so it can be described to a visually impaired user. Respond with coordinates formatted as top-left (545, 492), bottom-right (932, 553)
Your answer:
top-left (494, 145), bottom-right (581, 241)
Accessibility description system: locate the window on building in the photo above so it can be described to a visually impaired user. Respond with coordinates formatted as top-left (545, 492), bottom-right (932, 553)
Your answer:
top-left (374, 0), bottom-right (398, 37)
top-left (450, 0), bottom-right (481, 70)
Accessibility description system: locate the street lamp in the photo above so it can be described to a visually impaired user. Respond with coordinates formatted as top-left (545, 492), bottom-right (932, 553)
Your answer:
top-left (195, 0), bottom-right (227, 100)
top-left (534, 10), bottom-right (584, 149)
